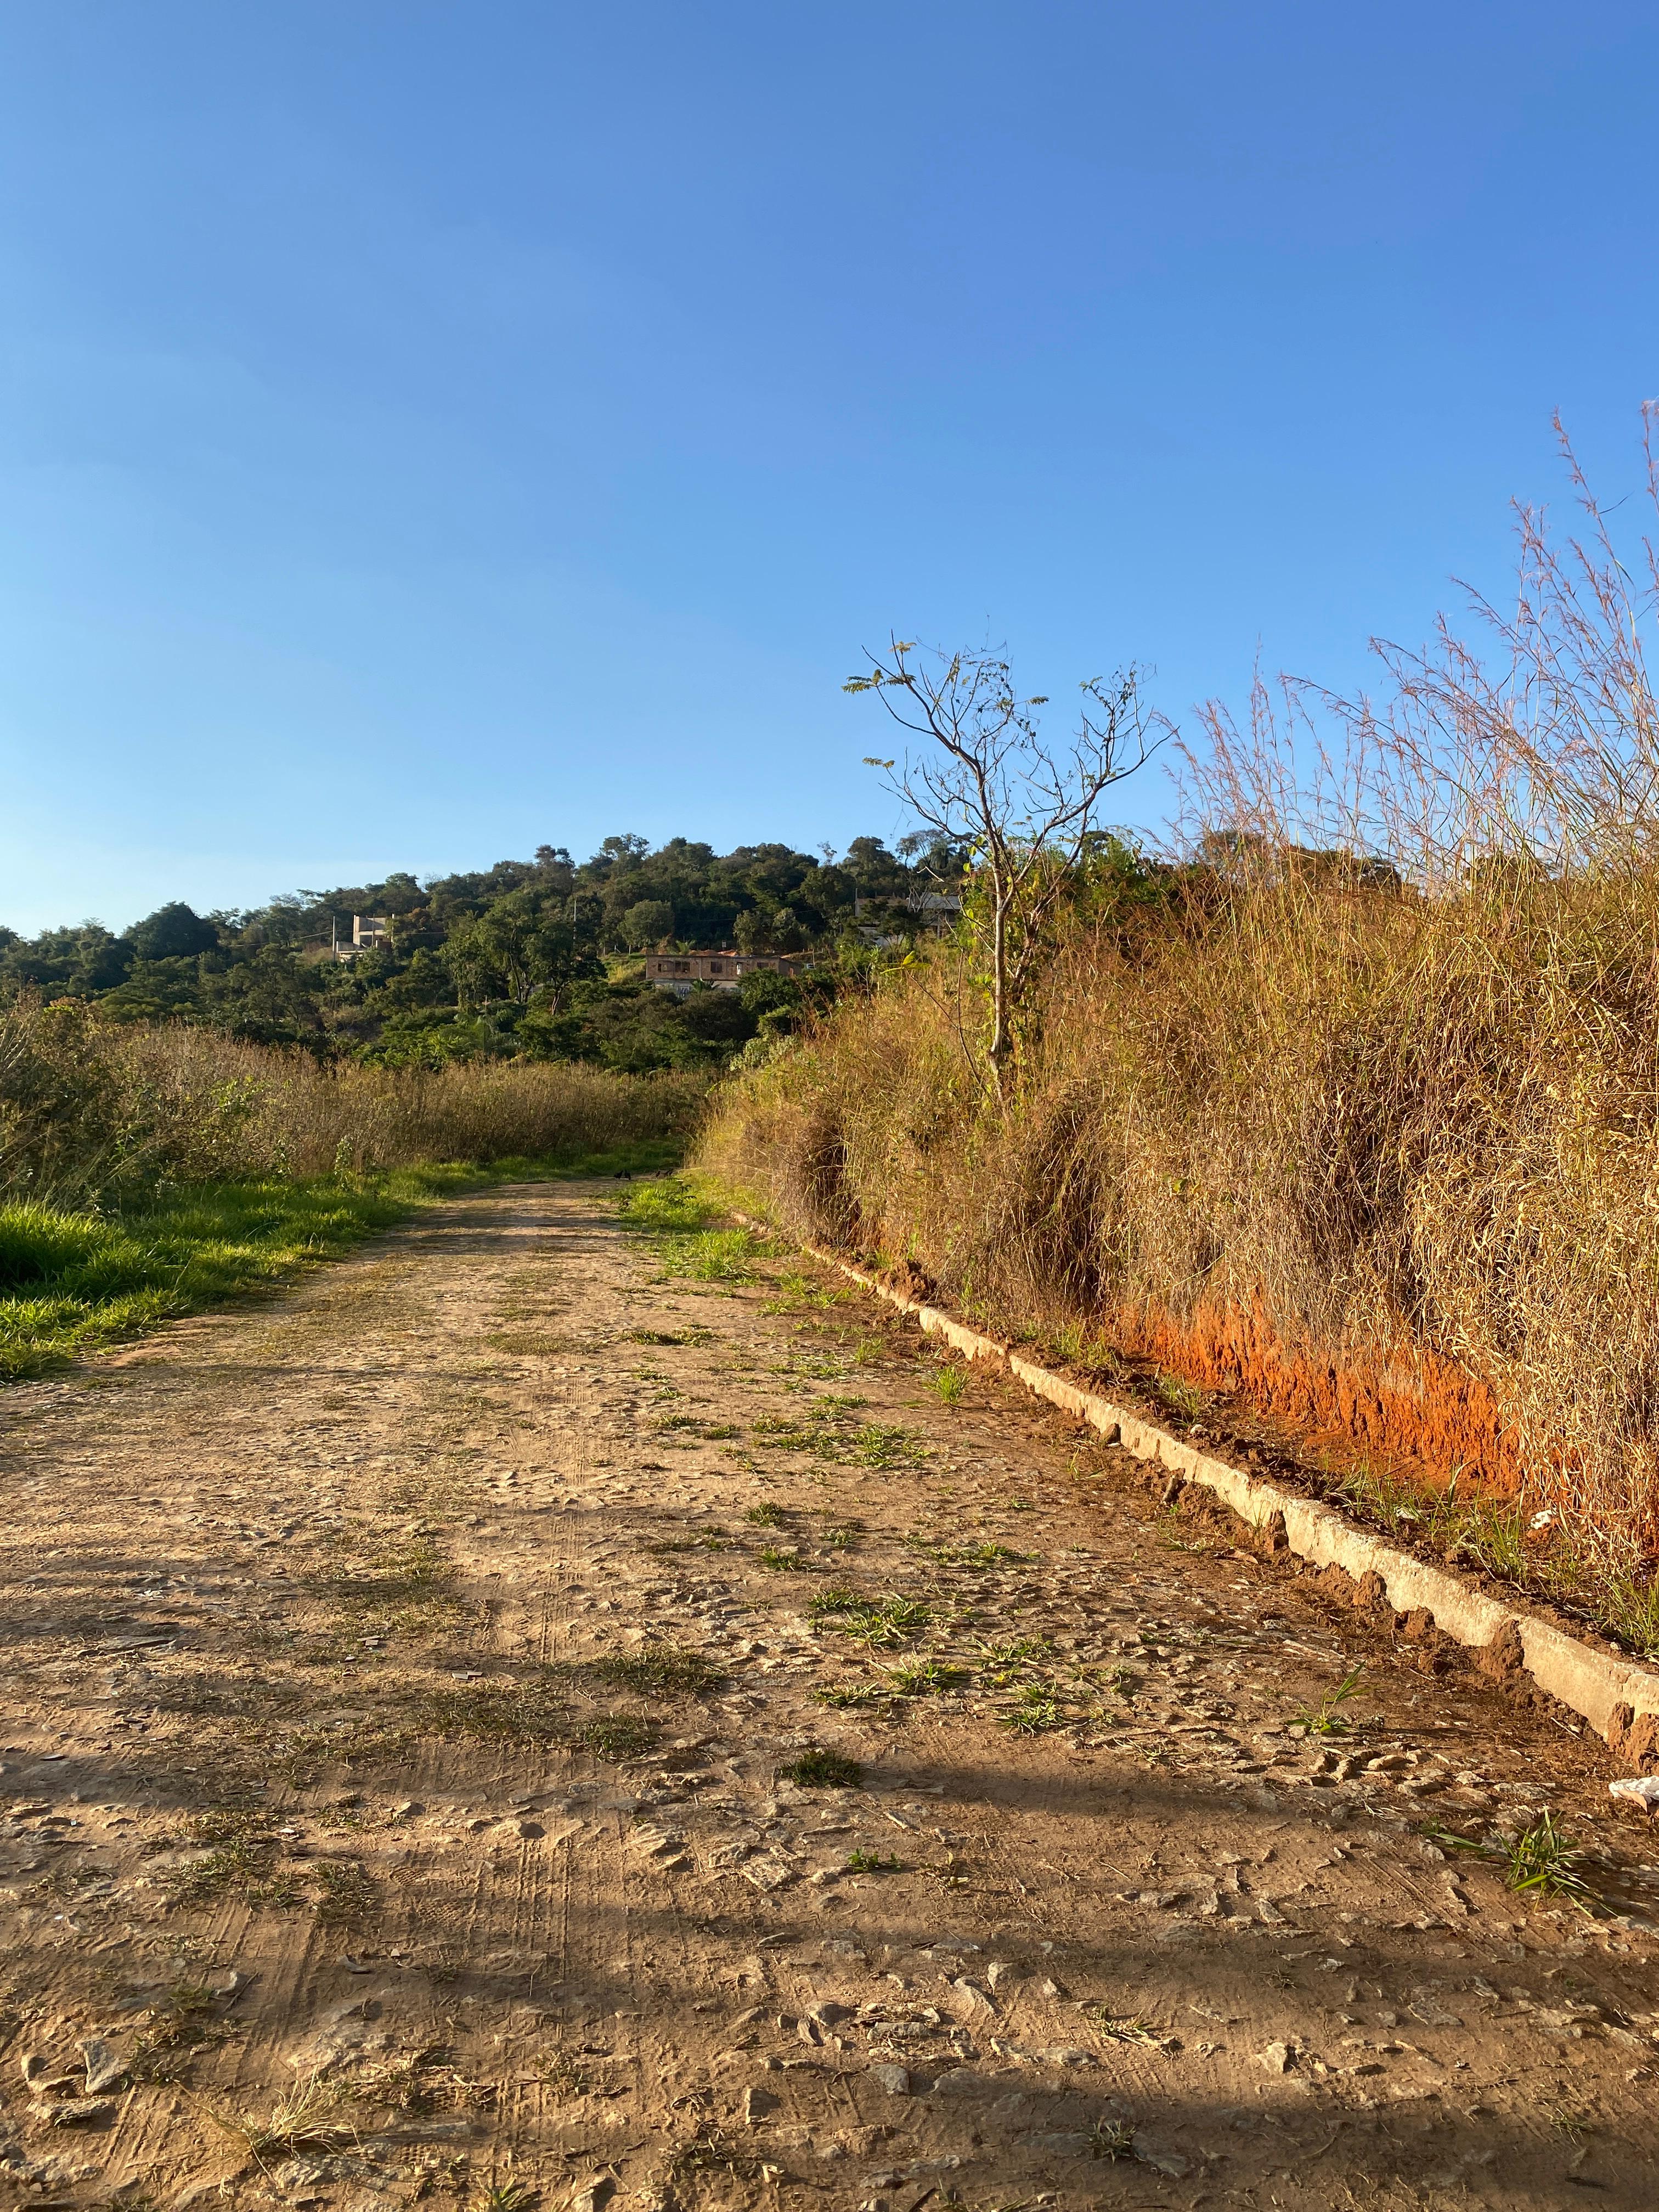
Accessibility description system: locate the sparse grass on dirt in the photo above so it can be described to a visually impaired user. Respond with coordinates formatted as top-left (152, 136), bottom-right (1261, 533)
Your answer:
top-left (580, 1713), bottom-right (659, 1761)
top-left (778, 1746), bottom-right (863, 1788)
top-left (617, 1173), bottom-right (766, 1283)
top-left (1086, 2006), bottom-right (1166, 2047)
top-left (166, 1812), bottom-right (307, 1912)
top-left (999, 1685), bottom-right (1071, 1734)
top-left (425, 1673), bottom-right (568, 1743)
top-left (312, 1859), bottom-right (379, 1928)
top-left (886, 1657), bottom-right (969, 1696)
top-left (758, 1544), bottom-right (809, 1571)
top-left (588, 1646), bottom-right (723, 1699)
top-left (476, 2183), bottom-right (540, 2212)
top-left (1090, 2117), bottom-right (1137, 2160)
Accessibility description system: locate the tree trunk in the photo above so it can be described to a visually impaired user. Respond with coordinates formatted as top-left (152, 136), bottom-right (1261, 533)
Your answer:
top-left (988, 887), bottom-right (1010, 1099)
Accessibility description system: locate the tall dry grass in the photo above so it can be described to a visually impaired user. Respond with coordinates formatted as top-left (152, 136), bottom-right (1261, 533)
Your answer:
top-left (0, 1002), bottom-right (702, 1201)
top-left (703, 420), bottom-right (1659, 1576)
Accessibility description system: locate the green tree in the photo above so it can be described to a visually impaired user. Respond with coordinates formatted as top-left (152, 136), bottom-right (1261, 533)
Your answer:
top-left (619, 899), bottom-right (675, 950)
top-left (125, 902), bottom-right (219, 961)
top-left (440, 888), bottom-right (600, 1010)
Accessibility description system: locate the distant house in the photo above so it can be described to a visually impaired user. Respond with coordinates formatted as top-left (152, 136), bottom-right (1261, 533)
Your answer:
top-left (302, 915), bottom-right (391, 964)
top-left (642, 950), bottom-right (809, 998)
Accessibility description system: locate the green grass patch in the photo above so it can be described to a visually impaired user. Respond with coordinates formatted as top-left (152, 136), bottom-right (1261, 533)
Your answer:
top-left (761, 1270), bottom-right (849, 1313)
top-left (0, 1140), bottom-right (683, 1381)
top-left (616, 1175), bottom-right (765, 1283)
top-left (1429, 1811), bottom-right (1601, 1914)
top-left (779, 1746), bottom-right (863, 1788)
top-left (0, 1179), bottom-right (419, 1379)
top-left (810, 1590), bottom-right (933, 1647)
top-left (999, 1685), bottom-right (1070, 1734)
top-left (926, 1539), bottom-right (1028, 1569)
top-left (617, 1175), bottom-right (717, 1233)
top-left (751, 1397), bottom-right (930, 1471)
top-left (974, 1635), bottom-right (1051, 1684)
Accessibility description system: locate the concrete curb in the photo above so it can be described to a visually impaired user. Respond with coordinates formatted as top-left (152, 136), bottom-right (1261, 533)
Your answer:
top-left (790, 1238), bottom-right (1659, 1755)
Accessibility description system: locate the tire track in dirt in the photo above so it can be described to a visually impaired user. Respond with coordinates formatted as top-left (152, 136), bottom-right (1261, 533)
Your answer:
top-left (0, 1182), bottom-right (1656, 2208)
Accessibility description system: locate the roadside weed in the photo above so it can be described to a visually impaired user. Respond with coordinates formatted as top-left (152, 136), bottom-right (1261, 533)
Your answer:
top-left (426, 1674), bottom-right (567, 1744)
top-left (617, 1178), bottom-right (713, 1234)
top-left (1000, 1685), bottom-right (1069, 1734)
top-left (477, 2185), bottom-right (540, 2212)
top-left (1294, 1666), bottom-right (1365, 1736)
top-left (976, 1635), bottom-right (1050, 1685)
top-left (819, 1594), bottom-right (933, 1647)
top-left (539, 2052), bottom-right (591, 2097)
top-left (816, 1680), bottom-right (890, 1709)
top-left (1547, 2105), bottom-right (1592, 2145)
top-left (312, 1860), bottom-right (377, 1929)
top-left (932, 1364), bottom-right (967, 1404)
top-left (1090, 2117), bottom-right (1137, 2161)
top-left (231, 2075), bottom-right (357, 2158)
top-left (1504, 1813), bottom-right (1598, 1911)
top-left (931, 1539), bottom-right (1025, 1569)
top-left (1154, 1372), bottom-right (1207, 1419)
top-left (1424, 1810), bottom-right (1600, 1914)
top-left (762, 1271), bottom-right (848, 1312)
top-left (758, 1545), bottom-right (809, 1571)
top-left (886, 1658), bottom-right (969, 1696)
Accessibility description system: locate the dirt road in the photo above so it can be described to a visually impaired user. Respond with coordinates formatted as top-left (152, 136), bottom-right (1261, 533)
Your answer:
top-left (1, 1181), bottom-right (1656, 2211)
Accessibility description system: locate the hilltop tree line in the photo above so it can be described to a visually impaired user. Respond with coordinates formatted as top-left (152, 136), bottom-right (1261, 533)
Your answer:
top-left (0, 833), bottom-right (958, 1071)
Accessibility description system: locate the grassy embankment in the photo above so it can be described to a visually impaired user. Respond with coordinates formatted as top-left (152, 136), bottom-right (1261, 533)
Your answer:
top-left (699, 866), bottom-right (1659, 1651)
top-left (0, 1002), bottom-right (698, 1375)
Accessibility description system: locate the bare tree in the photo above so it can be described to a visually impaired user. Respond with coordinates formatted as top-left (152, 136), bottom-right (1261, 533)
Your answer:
top-left (845, 637), bottom-right (1163, 1091)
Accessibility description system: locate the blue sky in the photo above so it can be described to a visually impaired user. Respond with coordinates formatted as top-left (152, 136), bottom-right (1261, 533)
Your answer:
top-left (3, 2), bottom-right (1657, 931)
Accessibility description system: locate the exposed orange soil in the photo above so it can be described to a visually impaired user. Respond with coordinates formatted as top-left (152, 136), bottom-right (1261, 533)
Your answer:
top-left (1114, 1296), bottom-right (1520, 1494)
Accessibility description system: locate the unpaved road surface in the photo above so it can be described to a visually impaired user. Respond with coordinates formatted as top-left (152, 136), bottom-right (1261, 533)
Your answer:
top-left (1, 1182), bottom-right (1657, 2212)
